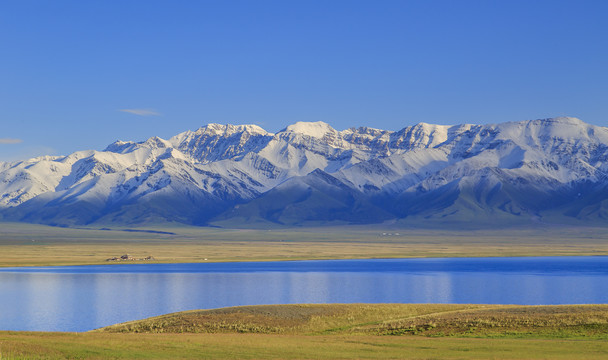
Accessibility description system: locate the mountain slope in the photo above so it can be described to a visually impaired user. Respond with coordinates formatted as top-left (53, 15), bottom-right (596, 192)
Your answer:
top-left (213, 169), bottom-right (394, 227)
top-left (1, 117), bottom-right (607, 228)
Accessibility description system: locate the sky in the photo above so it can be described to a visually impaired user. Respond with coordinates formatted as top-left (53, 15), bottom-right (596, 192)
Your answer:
top-left (1, 0), bottom-right (607, 161)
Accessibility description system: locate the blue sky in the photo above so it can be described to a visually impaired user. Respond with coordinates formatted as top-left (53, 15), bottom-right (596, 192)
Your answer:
top-left (1, 0), bottom-right (607, 161)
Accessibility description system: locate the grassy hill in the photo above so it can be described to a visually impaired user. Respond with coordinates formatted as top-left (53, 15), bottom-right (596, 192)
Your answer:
top-left (97, 303), bottom-right (608, 339)
top-left (1, 304), bottom-right (607, 359)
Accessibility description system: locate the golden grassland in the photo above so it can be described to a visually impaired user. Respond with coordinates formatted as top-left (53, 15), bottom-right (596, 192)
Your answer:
top-left (3, 332), bottom-right (608, 360)
top-left (1, 304), bottom-right (608, 359)
top-left (1, 332), bottom-right (607, 359)
top-left (1, 222), bottom-right (608, 267)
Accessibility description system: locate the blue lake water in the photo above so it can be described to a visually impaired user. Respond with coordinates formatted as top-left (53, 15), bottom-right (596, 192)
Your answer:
top-left (1, 256), bottom-right (607, 332)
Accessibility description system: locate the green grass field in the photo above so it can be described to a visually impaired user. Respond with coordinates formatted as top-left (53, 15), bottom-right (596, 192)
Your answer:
top-left (1, 304), bottom-right (607, 359)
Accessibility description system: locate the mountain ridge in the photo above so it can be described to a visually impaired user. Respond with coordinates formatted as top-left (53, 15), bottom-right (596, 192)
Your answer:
top-left (2, 117), bottom-right (608, 228)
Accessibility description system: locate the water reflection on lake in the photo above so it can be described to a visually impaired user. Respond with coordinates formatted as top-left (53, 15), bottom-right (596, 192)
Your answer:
top-left (1, 257), bottom-right (607, 332)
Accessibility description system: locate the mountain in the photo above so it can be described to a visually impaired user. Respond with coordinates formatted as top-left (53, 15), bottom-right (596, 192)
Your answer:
top-left (1, 117), bottom-right (608, 228)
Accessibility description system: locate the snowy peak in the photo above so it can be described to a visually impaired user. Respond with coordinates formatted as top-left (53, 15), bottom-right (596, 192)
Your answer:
top-left (534, 116), bottom-right (585, 126)
top-left (104, 140), bottom-right (137, 154)
top-left (169, 123), bottom-right (274, 163)
top-left (282, 121), bottom-right (337, 138)
top-left (495, 117), bottom-right (595, 139)
top-left (143, 136), bottom-right (172, 149)
top-left (192, 123), bottom-right (270, 137)
top-left (104, 136), bottom-right (172, 154)
top-left (391, 122), bottom-right (450, 150)
top-left (343, 126), bottom-right (390, 137)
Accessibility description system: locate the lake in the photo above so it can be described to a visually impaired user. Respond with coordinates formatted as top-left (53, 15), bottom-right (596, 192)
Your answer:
top-left (1, 256), bottom-right (607, 332)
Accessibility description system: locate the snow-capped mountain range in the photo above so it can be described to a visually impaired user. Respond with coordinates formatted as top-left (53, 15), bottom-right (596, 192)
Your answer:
top-left (1, 117), bottom-right (608, 227)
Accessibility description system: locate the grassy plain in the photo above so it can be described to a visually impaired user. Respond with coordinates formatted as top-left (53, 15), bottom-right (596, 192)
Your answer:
top-left (2, 332), bottom-right (607, 359)
top-left (1, 304), bottom-right (607, 359)
top-left (1, 222), bottom-right (608, 267)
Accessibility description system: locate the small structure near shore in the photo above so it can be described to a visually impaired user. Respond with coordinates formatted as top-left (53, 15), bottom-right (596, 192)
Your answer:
top-left (106, 254), bottom-right (155, 262)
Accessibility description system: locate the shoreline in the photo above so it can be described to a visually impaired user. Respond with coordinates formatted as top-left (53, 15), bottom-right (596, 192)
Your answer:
top-left (1, 253), bottom-right (608, 269)
top-left (1, 223), bottom-right (608, 267)
top-left (1, 303), bottom-right (608, 334)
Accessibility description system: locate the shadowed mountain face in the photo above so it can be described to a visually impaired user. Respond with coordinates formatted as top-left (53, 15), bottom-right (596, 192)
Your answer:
top-left (1, 117), bottom-right (608, 228)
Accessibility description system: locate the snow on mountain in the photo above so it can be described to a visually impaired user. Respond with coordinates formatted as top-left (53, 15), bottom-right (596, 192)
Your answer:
top-left (2, 117), bottom-right (608, 227)
top-left (168, 123), bottom-right (273, 163)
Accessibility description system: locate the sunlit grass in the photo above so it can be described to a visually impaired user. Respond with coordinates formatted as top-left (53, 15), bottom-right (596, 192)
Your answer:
top-left (1, 304), bottom-right (608, 359)
top-left (2, 332), bottom-right (606, 359)
top-left (97, 304), bottom-right (608, 339)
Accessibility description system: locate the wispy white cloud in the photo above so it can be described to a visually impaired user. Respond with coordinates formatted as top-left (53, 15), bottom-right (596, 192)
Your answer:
top-left (118, 108), bottom-right (161, 116)
top-left (0, 138), bottom-right (23, 144)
